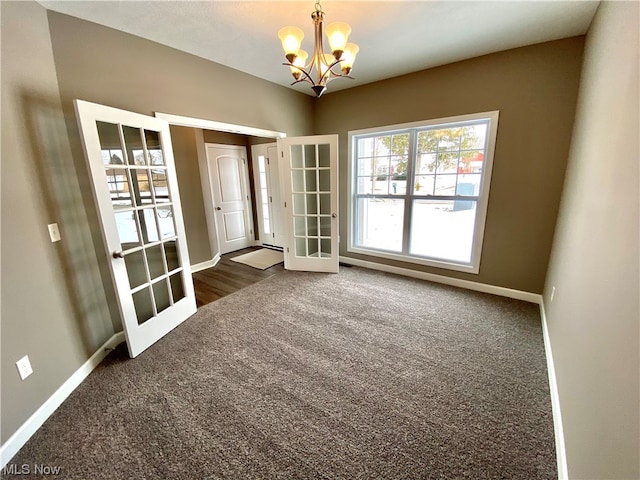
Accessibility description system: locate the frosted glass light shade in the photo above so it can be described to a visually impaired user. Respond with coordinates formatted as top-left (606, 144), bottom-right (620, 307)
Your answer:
top-left (278, 26), bottom-right (304, 57)
top-left (341, 43), bottom-right (359, 74)
top-left (325, 22), bottom-right (351, 58)
top-left (289, 49), bottom-right (309, 80)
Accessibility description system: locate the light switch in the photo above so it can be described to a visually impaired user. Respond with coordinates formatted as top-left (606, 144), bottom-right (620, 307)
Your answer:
top-left (48, 223), bottom-right (61, 242)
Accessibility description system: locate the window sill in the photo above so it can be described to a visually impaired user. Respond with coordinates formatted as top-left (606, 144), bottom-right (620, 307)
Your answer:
top-left (346, 245), bottom-right (480, 274)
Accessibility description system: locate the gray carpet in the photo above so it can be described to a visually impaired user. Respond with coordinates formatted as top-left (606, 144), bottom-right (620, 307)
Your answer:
top-left (7, 267), bottom-right (557, 479)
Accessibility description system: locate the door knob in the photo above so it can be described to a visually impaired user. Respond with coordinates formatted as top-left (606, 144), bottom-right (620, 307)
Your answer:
top-left (112, 250), bottom-right (124, 259)
top-left (216, 206), bottom-right (222, 211)
top-left (331, 213), bottom-right (337, 218)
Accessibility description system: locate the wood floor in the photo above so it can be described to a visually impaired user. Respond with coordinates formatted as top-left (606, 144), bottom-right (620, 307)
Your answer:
top-left (192, 247), bottom-right (285, 308)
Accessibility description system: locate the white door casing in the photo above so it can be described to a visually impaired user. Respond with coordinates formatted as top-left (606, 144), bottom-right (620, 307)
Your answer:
top-left (205, 144), bottom-right (254, 254)
top-left (251, 143), bottom-right (284, 248)
top-left (74, 99), bottom-right (197, 358)
top-left (278, 135), bottom-right (339, 273)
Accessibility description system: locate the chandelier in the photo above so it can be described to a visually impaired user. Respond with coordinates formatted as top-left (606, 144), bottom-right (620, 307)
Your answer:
top-left (278, 2), bottom-right (359, 97)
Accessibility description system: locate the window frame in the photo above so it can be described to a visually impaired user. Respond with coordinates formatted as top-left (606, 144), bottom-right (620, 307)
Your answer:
top-left (347, 111), bottom-right (499, 274)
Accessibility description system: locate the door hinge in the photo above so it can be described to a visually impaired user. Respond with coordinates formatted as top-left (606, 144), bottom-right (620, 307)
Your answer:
top-left (266, 158), bottom-right (270, 165)
top-left (281, 151), bottom-right (284, 158)
top-left (269, 196), bottom-right (273, 203)
top-left (272, 233), bottom-right (275, 238)
top-left (284, 201), bottom-right (287, 208)
top-left (286, 247), bottom-right (289, 253)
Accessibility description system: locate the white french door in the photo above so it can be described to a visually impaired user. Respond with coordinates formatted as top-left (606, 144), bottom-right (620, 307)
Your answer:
top-left (75, 100), bottom-right (197, 358)
top-left (278, 135), bottom-right (339, 273)
top-left (205, 144), bottom-right (254, 255)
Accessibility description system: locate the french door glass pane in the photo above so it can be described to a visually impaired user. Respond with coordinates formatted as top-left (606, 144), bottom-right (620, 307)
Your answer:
top-left (97, 122), bottom-right (124, 165)
top-left (146, 244), bottom-right (165, 279)
top-left (144, 130), bottom-right (165, 166)
top-left (107, 168), bottom-right (133, 208)
top-left (294, 216), bottom-right (305, 236)
top-left (115, 211), bottom-right (139, 246)
top-left (131, 169), bottom-right (152, 205)
top-left (132, 288), bottom-right (154, 325)
top-left (151, 169), bottom-right (169, 202)
top-left (318, 144), bottom-right (330, 167)
top-left (319, 194), bottom-right (331, 215)
top-left (410, 199), bottom-right (476, 263)
top-left (304, 144), bottom-right (316, 167)
top-left (157, 206), bottom-right (175, 238)
top-left (124, 250), bottom-right (147, 289)
top-left (355, 197), bottom-right (403, 252)
top-left (138, 208), bottom-right (159, 243)
top-left (153, 280), bottom-right (171, 313)
top-left (122, 126), bottom-right (145, 165)
top-left (291, 145), bottom-right (303, 168)
top-left (170, 273), bottom-right (185, 302)
top-left (305, 169), bottom-right (317, 192)
top-left (292, 170), bottom-right (304, 192)
top-left (164, 241), bottom-right (179, 271)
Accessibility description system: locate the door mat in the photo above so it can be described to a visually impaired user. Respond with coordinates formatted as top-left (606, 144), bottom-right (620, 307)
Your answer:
top-left (230, 248), bottom-right (284, 270)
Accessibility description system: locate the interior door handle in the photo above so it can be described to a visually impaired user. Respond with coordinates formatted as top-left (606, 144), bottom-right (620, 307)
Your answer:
top-left (332, 213), bottom-right (337, 218)
top-left (216, 206), bottom-right (222, 211)
top-left (112, 250), bottom-right (124, 259)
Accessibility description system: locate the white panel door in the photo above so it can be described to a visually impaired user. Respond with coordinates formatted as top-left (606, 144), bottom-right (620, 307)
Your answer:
top-left (74, 99), bottom-right (197, 358)
top-left (251, 143), bottom-right (284, 248)
top-left (206, 144), bottom-right (253, 254)
top-left (278, 135), bottom-right (339, 273)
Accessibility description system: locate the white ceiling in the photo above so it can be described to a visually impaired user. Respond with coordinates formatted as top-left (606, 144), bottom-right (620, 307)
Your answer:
top-left (38, 0), bottom-right (599, 96)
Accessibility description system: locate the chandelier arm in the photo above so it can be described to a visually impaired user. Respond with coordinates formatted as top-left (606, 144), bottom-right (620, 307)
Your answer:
top-left (318, 58), bottom-right (347, 84)
top-left (281, 62), bottom-right (316, 85)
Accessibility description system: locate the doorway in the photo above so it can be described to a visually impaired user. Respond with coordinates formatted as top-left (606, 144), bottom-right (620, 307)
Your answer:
top-left (251, 143), bottom-right (285, 249)
top-left (204, 143), bottom-right (254, 255)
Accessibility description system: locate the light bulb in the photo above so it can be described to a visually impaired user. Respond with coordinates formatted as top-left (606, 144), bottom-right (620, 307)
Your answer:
top-left (325, 22), bottom-right (351, 60)
top-left (278, 26), bottom-right (304, 63)
top-left (319, 54), bottom-right (335, 82)
top-left (341, 43), bottom-right (359, 75)
top-left (289, 49), bottom-right (308, 80)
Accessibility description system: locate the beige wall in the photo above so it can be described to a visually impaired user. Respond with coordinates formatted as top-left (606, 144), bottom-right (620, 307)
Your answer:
top-left (544, 2), bottom-right (640, 478)
top-left (315, 38), bottom-right (585, 294)
top-left (170, 125), bottom-right (211, 265)
top-left (0, 1), bottom-right (117, 444)
top-left (0, 3), bottom-right (313, 447)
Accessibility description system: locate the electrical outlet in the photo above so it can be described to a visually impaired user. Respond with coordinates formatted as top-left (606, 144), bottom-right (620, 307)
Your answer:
top-left (550, 286), bottom-right (556, 303)
top-left (48, 223), bottom-right (61, 242)
top-left (16, 355), bottom-right (33, 380)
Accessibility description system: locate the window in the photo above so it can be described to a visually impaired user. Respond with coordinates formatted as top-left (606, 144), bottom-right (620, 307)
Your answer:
top-left (348, 111), bottom-right (499, 273)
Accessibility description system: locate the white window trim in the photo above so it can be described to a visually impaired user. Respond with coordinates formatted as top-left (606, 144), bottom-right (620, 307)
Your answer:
top-left (347, 110), bottom-right (499, 274)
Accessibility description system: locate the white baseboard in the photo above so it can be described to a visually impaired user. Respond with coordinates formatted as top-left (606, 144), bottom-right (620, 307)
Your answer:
top-left (191, 254), bottom-right (220, 273)
top-left (0, 332), bottom-right (126, 469)
top-left (539, 300), bottom-right (569, 480)
top-left (339, 256), bottom-right (541, 304)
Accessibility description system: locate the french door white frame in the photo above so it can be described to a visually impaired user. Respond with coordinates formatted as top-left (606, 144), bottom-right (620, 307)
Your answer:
top-left (76, 100), bottom-right (197, 358)
top-left (278, 135), bottom-right (340, 273)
